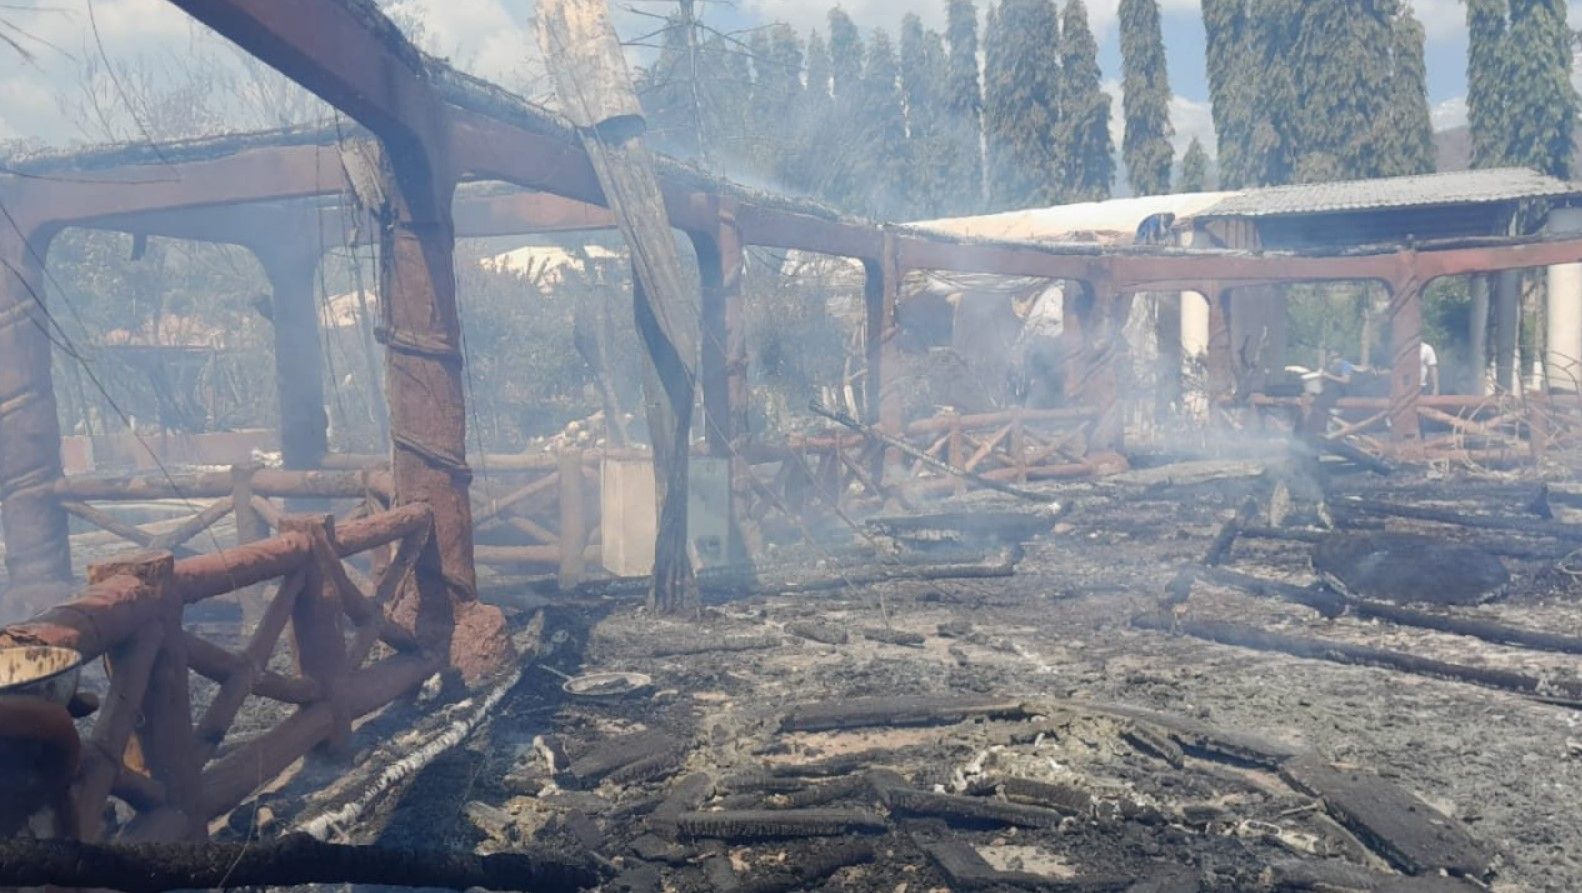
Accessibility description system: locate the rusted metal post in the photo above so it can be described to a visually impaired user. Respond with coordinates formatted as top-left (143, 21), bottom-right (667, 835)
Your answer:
top-left (691, 197), bottom-right (753, 563)
top-left (1387, 275), bottom-right (1426, 460)
top-left (253, 243), bottom-right (328, 473)
top-left (0, 223), bottom-right (71, 610)
top-left (557, 451), bottom-right (586, 591)
top-left (862, 233), bottom-right (903, 483)
top-left (374, 146), bottom-right (511, 682)
top-left (87, 551), bottom-right (200, 839)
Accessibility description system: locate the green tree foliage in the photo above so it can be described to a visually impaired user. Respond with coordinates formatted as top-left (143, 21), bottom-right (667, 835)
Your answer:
top-left (1119, 0), bottom-right (1174, 196)
top-left (1466, 0), bottom-right (1508, 169)
top-left (944, 0), bottom-right (986, 214)
top-left (828, 8), bottom-right (864, 98)
top-left (1058, 0), bottom-right (1114, 201)
top-left (1375, 7), bottom-right (1435, 178)
top-left (787, 28), bottom-right (834, 197)
top-left (1504, 0), bottom-right (1578, 178)
top-left (984, 0), bottom-right (1064, 208)
top-left (1179, 136), bottom-right (1211, 191)
top-left (901, 14), bottom-right (954, 217)
top-left (854, 29), bottom-right (911, 218)
top-left (1466, 0), bottom-right (1577, 178)
top-left (751, 24), bottom-right (806, 179)
top-left (1289, 0), bottom-right (1393, 182)
top-left (1242, 0), bottom-right (1301, 186)
top-left (1201, 0), bottom-right (1255, 187)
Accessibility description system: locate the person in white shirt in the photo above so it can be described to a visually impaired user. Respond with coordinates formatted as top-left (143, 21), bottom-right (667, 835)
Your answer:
top-left (1420, 341), bottom-right (1440, 395)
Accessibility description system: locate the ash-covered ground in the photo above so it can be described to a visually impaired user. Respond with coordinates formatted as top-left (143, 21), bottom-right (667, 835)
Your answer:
top-left (249, 462), bottom-right (1582, 893)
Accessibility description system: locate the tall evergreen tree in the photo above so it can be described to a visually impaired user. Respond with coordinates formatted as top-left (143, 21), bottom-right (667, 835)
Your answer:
top-left (788, 29), bottom-right (833, 197)
top-left (828, 8), bottom-right (864, 98)
top-left (1201, 0), bottom-right (1255, 187)
top-left (637, 15), bottom-right (704, 160)
top-left (1466, 0), bottom-right (1508, 170)
top-left (944, 0), bottom-right (985, 213)
top-left (855, 29), bottom-right (910, 218)
top-left (1375, 7), bottom-right (1435, 177)
top-left (984, 0), bottom-right (1064, 208)
top-left (1119, 0), bottom-right (1174, 196)
top-left (1289, 0), bottom-right (1393, 182)
top-left (1179, 136), bottom-right (1211, 192)
top-left (1504, 0), bottom-right (1577, 179)
top-left (901, 15), bottom-right (953, 216)
top-left (1058, 0), bottom-right (1114, 200)
top-left (1243, 0), bottom-right (1302, 186)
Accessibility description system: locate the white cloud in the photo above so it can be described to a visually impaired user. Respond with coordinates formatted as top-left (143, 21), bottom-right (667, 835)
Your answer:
top-left (1432, 96), bottom-right (1467, 131)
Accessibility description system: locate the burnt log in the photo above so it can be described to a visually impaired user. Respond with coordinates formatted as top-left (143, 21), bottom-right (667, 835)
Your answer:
top-left (779, 695), bottom-right (1032, 733)
top-left (1337, 498), bottom-right (1582, 541)
top-left (1132, 614), bottom-right (1582, 707)
top-left (1313, 533), bottom-right (1509, 606)
top-left (0, 834), bottom-right (602, 893)
top-left (674, 808), bottom-right (887, 840)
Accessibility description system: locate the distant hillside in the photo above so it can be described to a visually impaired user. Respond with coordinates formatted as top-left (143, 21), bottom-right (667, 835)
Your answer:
top-left (1434, 125), bottom-right (1582, 175)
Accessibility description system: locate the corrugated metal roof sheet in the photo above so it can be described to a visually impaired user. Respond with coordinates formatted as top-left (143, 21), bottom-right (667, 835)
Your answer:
top-left (1198, 168), bottom-right (1580, 218)
top-left (909, 191), bottom-right (1239, 245)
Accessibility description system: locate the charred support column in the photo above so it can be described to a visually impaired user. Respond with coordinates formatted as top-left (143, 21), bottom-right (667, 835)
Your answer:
top-left (375, 146), bottom-right (511, 683)
top-left (253, 242), bottom-right (328, 471)
top-left (0, 224), bottom-right (72, 608)
top-left (1387, 275), bottom-right (1425, 459)
top-left (1494, 269), bottom-right (1522, 393)
top-left (862, 233), bottom-right (903, 483)
top-left (690, 197), bottom-right (753, 562)
top-left (1075, 280), bottom-right (1128, 454)
top-left (1470, 275), bottom-right (1491, 395)
top-left (1206, 285), bottom-right (1235, 409)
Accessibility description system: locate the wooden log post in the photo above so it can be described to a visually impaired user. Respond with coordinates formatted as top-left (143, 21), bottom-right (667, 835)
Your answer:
top-left (538, 0), bottom-right (700, 614)
top-left (862, 233), bottom-right (904, 485)
top-left (1386, 275), bottom-right (1425, 461)
top-left (370, 140), bottom-right (512, 682)
top-left (1072, 280), bottom-right (1129, 454)
top-left (278, 516), bottom-right (350, 753)
top-left (691, 197), bottom-right (755, 564)
top-left (557, 451), bottom-right (587, 591)
top-left (0, 223), bottom-right (72, 611)
top-left (947, 411), bottom-right (965, 497)
top-left (231, 465), bottom-right (269, 632)
top-left (88, 551), bottom-right (201, 839)
top-left (253, 242), bottom-right (329, 477)
top-left (1206, 284), bottom-right (1235, 410)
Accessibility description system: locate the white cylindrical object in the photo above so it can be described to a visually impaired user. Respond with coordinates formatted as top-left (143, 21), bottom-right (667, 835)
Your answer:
top-left (1180, 291), bottom-right (1210, 360)
top-left (1547, 262), bottom-right (1582, 393)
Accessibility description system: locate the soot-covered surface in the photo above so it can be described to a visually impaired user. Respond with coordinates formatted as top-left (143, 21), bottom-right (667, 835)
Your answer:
top-left (324, 466), bottom-right (1582, 892)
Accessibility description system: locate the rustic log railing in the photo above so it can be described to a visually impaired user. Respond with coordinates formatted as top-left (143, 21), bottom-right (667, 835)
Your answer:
top-left (0, 503), bottom-right (443, 842)
top-left (1251, 393), bottom-right (1582, 465)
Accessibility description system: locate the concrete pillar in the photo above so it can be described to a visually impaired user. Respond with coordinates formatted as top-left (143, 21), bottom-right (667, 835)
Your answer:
top-left (0, 225), bottom-right (72, 610)
top-left (254, 245), bottom-right (328, 470)
top-left (1546, 263), bottom-right (1582, 392)
top-left (1181, 291), bottom-right (1211, 361)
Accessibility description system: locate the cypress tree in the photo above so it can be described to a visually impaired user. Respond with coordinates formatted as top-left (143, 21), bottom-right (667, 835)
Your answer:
top-left (1375, 7), bottom-right (1435, 178)
top-left (1201, 0), bottom-right (1254, 187)
top-left (788, 29), bottom-right (833, 197)
top-left (1119, 0), bottom-right (1174, 196)
top-left (637, 15), bottom-right (704, 160)
top-left (828, 8), bottom-right (864, 98)
top-left (1504, 0), bottom-right (1577, 179)
top-left (702, 34), bottom-right (754, 167)
top-left (1243, 0), bottom-right (1301, 186)
top-left (1058, 0), bottom-right (1114, 201)
top-left (945, 0), bottom-right (985, 213)
top-left (1289, 0), bottom-right (1392, 182)
top-left (855, 29), bottom-right (910, 218)
top-left (751, 24), bottom-right (806, 180)
top-left (984, 0), bottom-right (1064, 208)
top-left (1179, 136), bottom-right (1211, 192)
top-left (901, 15), bottom-right (952, 217)
top-left (1466, 0), bottom-right (1508, 170)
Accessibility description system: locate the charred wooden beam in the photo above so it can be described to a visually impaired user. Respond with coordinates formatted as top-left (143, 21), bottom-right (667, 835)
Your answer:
top-left (0, 834), bottom-right (603, 893)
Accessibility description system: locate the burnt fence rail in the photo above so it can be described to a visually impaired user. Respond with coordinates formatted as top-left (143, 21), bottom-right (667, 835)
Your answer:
top-left (0, 503), bottom-right (443, 842)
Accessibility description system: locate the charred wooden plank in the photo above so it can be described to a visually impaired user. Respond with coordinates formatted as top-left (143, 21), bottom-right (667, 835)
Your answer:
top-left (674, 809), bottom-right (887, 841)
top-left (779, 695), bottom-right (1031, 733)
top-left (1348, 598), bottom-right (1582, 656)
top-left (732, 840), bottom-right (875, 893)
top-left (1194, 567), bottom-right (1347, 618)
top-left (918, 836), bottom-right (1134, 891)
top-left (992, 777), bottom-right (1094, 816)
top-left (1133, 613), bottom-right (1582, 708)
top-left (567, 730), bottom-right (685, 786)
top-left (1063, 700), bottom-right (1303, 769)
top-left (776, 774), bottom-right (873, 809)
top-left (878, 786), bottom-right (1066, 829)
top-left (862, 627), bottom-right (927, 647)
top-left (1265, 859), bottom-right (1483, 891)
top-left (784, 621), bottom-right (849, 646)
top-left (1279, 755), bottom-right (1494, 879)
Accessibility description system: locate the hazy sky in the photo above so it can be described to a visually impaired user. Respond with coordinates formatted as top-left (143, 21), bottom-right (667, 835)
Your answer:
top-left (0, 0), bottom-right (1575, 152)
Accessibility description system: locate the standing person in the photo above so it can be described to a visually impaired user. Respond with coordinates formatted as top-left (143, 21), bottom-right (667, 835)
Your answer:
top-left (1420, 340), bottom-right (1441, 395)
